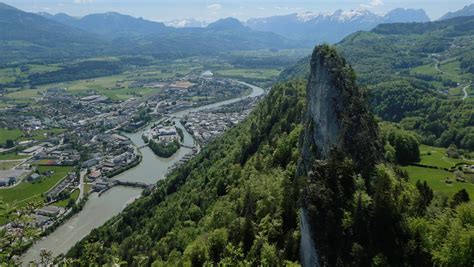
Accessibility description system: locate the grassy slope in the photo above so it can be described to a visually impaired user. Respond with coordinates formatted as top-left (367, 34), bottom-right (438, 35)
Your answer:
top-left (66, 80), bottom-right (306, 265)
top-left (403, 166), bottom-right (474, 197)
top-left (419, 145), bottom-right (469, 168)
top-left (403, 144), bottom-right (474, 198)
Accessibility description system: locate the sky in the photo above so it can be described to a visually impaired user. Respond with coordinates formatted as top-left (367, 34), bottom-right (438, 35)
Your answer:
top-left (3, 0), bottom-right (473, 22)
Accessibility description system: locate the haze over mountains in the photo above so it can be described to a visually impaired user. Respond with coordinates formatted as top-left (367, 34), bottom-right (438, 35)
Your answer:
top-left (439, 3), bottom-right (474, 20)
top-left (246, 8), bottom-right (430, 44)
top-left (35, 3), bottom-right (473, 45)
top-left (0, 1), bottom-right (473, 65)
top-left (40, 11), bottom-right (170, 38)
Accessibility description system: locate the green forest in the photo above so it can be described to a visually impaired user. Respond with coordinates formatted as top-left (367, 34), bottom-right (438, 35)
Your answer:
top-left (149, 140), bottom-right (181, 158)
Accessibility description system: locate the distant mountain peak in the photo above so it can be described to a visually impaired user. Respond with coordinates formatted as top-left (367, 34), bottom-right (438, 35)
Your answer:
top-left (333, 8), bottom-right (376, 22)
top-left (207, 17), bottom-right (246, 30)
top-left (0, 2), bottom-right (17, 10)
top-left (296, 12), bottom-right (320, 22)
top-left (384, 8), bottom-right (430, 23)
top-left (439, 3), bottom-right (474, 20)
top-left (293, 8), bottom-right (376, 23)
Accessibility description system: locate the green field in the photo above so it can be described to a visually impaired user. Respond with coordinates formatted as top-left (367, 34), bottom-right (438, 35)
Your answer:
top-left (419, 145), bottom-right (469, 169)
top-left (403, 165), bottom-right (474, 198)
top-left (53, 189), bottom-right (79, 208)
top-left (402, 144), bottom-right (474, 199)
top-left (0, 64), bottom-right (62, 84)
top-left (0, 128), bottom-right (23, 144)
top-left (216, 68), bottom-right (281, 80)
top-left (0, 152), bottom-right (29, 160)
top-left (411, 58), bottom-right (464, 85)
top-left (0, 166), bottom-right (73, 209)
top-left (5, 70), bottom-right (166, 101)
top-left (18, 128), bottom-right (65, 142)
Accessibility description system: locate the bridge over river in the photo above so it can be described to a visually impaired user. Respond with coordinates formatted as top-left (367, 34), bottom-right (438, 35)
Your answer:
top-left (137, 143), bottom-right (194, 149)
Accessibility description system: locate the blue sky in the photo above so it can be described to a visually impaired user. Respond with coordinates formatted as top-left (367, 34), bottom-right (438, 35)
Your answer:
top-left (4, 0), bottom-right (473, 22)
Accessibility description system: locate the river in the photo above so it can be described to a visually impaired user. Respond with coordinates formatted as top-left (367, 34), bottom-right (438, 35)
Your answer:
top-left (21, 82), bottom-right (264, 265)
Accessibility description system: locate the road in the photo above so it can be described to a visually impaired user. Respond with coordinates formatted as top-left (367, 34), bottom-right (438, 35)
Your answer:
top-left (433, 58), bottom-right (470, 100)
top-left (462, 84), bottom-right (470, 100)
top-left (433, 59), bottom-right (460, 78)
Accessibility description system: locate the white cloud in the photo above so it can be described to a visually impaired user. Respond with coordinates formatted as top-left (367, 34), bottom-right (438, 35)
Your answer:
top-left (360, 0), bottom-right (384, 9)
top-left (274, 6), bottom-right (302, 12)
top-left (207, 4), bottom-right (222, 12)
top-left (74, 0), bottom-right (94, 4)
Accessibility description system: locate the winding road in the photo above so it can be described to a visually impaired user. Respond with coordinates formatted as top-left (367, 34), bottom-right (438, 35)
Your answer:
top-left (433, 58), bottom-right (470, 100)
top-left (462, 84), bottom-right (469, 100)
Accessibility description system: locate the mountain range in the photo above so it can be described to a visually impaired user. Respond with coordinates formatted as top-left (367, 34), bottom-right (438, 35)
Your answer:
top-left (40, 11), bottom-right (171, 38)
top-left (1, 1), bottom-right (473, 65)
top-left (246, 8), bottom-right (430, 44)
top-left (439, 3), bottom-right (474, 20)
top-left (0, 3), bottom-right (296, 64)
top-left (0, 2), bottom-right (105, 64)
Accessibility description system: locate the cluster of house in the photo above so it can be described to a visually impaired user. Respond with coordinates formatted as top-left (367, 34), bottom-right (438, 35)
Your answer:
top-left (46, 172), bottom-right (77, 202)
top-left (33, 147), bottom-right (81, 166)
top-left (183, 100), bottom-right (256, 144)
top-left (143, 75), bottom-right (249, 117)
top-left (82, 134), bottom-right (138, 182)
top-left (143, 124), bottom-right (180, 144)
top-left (32, 205), bottom-right (65, 229)
top-left (0, 115), bottom-right (43, 132)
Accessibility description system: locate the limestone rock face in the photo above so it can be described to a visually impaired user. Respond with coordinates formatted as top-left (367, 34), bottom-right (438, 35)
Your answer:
top-left (299, 46), bottom-right (345, 175)
top-left (307, 49), bottom-right (343, 158)
top-left (298, 45), bottom-right (381, 267)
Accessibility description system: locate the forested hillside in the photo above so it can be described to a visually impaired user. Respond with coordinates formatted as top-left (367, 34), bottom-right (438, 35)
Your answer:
top-left (60, 46), bottom-right (474, 266)
top-left (0, 3), bottom-right (106, 65)
top-left (279, 16), bottom-right (474, 150)
top-left (65, 80), bottom-right (307, 265)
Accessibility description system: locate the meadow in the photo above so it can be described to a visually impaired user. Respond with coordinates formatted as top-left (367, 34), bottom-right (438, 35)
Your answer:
top-left (403, 165), bottom-right (474, 198)
top-left (403, 145), bottom-right (474, 198)
top-left (0, 166), bottom-right (73, 210)
top-left (0, 152), bottom-right (29, 160)
top-left (419, 144), bottom-right (468, 169)
top-left (215, 68), bottom-right (281, 80)
top-left (0, 128), bottom-right (23, 144)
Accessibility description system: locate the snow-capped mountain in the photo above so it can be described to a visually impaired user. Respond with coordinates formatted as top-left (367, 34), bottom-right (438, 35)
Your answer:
top-left (165, 18), bottom-right (207, 28)
top-left (246, 8), bottom-right (430, 45)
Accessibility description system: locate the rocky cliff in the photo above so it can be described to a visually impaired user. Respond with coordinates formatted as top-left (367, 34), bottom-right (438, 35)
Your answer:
top-left (299, 46), bottom-right (344, 172)
top-left (298, 45), bottom-right (381, 266)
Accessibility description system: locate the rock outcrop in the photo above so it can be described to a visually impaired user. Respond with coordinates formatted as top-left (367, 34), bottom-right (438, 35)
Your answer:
top-left (298, 45), bottom-right (381, 266)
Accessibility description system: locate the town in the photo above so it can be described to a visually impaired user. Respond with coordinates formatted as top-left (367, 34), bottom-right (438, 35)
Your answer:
top-left (0, 71), bottom-right (259, 260)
